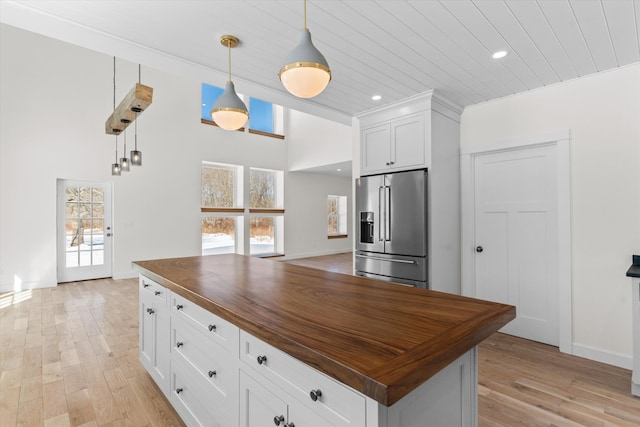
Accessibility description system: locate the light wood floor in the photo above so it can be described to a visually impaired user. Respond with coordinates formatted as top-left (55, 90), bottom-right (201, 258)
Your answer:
top-left (0, 253), bottom-right (637, 426)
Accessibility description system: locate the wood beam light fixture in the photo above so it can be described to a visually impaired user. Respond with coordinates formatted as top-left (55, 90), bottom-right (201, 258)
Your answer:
top-left (105, 82), bottom-right (153, 135)
top-left (108, 58), bottom-right (151, 175)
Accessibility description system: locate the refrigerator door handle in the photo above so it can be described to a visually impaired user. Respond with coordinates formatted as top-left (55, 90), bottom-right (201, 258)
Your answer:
top-left (355, 254), bottom-right (416, 264)
top-left (385, 185), bottom-right (391, 242)
top-left (378, 186), bottom-right (385, 242)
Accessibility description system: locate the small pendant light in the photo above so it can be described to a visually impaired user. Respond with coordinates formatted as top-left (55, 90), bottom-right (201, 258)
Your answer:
top-left (279, 0), bottom-right (331, 98)
top-left (119, 128), bottom-right (130, 172)
top-left (131, 64), bottom-right (143, 165)
top-left (130, 113), bottom-right (142, 166)
top-left (110, 56), bottom-right (121, 176)
top-left (111, 134), bottom-right (121, 176)
top-left (210, 35), bottom-right (249, 131)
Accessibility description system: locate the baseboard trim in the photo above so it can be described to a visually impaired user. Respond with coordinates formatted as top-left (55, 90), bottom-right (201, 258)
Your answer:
top-left (0, 279), bottom-right (57, 293)
top-left (572, 343), bottom-right (632, 370)
top-left (113, 271), bottom-right (138, 280)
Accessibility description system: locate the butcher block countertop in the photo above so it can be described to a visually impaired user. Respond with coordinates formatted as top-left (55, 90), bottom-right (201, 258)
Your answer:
top-left (133, 254), bottom-right (515, 406)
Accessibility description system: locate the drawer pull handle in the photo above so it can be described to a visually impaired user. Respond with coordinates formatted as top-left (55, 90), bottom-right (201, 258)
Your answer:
top-left (208, 324), bottom-right (217, 332)
top-left (176, 304), bottom-right (183, 310)
top-left (285, 423), bottom-right (295, 427)
top-left (143, 283), bottom-right (150, 288)
top-left (176, 341), bottom-right (184, 348)
top-left (175, 387), bottom-right (183, 394)
top-left (274, 415), bottom-right (285, 426)
top-left (208, 370), bottom-right (217, 378)
top-left (146, 308), bottom-right (154, 315)
top-left (257, 355), bottom-right (268, 365)
top-left (154, 291), bottom-right (161, 296)
top-left (310, 389), bottom-right (322, 401)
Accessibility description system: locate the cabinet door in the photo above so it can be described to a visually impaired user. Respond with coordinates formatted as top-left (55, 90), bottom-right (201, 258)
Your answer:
top-left (361, 124), bottom-right (391, 174)
top-left (240, 371), bottom-right (288, 427)
top-left (154, 304), bottom-right (169, 392)
top-left (391, 113), bottom-right (425, 170)
top-left (139, 292), bottom-right (155, 372)
top-left (139, 291), bottom-right (169, 395)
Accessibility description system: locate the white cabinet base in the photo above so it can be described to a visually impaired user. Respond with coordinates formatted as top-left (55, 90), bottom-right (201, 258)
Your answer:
top-left (139, 274), bottom-right (480, 426)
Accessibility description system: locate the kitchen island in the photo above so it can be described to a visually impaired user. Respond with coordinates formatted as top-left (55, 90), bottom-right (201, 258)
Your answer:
top-left (134, 254), bottom-right (515, 426)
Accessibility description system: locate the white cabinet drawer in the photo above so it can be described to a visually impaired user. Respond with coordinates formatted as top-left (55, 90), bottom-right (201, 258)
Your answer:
top-left (139, 275), bottom-right (167, 305)
top-left (240, 331), bottom-right (365, 427)
top-left (170, 291), bottom-right (239, 354)
top-left (170, 359), bottom-right (230, 427)
top-left (171, 315), bottom-right (237, 407)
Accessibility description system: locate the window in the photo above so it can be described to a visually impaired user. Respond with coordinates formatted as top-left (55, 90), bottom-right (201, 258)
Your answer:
top-left (201, 83), bottom-right (283, 138)
top-left (327, 195), bottom-right (348, 238)
top-left (201, 162), bottom-right (243, 209)
top-left (248, 97), bottom-right (284, 137)
top-left (249, 167), bottom-right (284, 256)
top-left (201, 162), bottom-right (243, 255)
top-left (249, 98), bottom-right (273, 133)
top-left (201, 162), bottom-right (284, 256)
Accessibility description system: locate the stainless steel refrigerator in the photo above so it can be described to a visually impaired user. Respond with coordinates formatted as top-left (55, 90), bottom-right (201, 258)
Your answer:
top-left (355, 169), bottom-right (428, 288)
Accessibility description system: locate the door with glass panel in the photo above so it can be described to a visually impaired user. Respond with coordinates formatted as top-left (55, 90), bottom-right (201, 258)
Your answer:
top-left (57, 180), bottom-right (113, 283)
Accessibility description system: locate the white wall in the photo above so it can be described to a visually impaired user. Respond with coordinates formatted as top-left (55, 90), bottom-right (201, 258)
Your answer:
top-left (284, 172), bottom-right (352, 259)
top-left (460, 64), bottom-right (640, 366)
top-left (0, 24), bottom-right (352, 291)
top-left (287, 109), bottom-right (352, 171)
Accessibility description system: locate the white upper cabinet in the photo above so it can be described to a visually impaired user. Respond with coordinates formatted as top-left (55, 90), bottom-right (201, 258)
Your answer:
top-left (356, 91), bottom-right (459, 176)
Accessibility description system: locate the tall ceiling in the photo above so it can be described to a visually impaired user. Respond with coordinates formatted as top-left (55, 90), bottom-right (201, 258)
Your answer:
top-left (1, 0), bottom-right (639, 124)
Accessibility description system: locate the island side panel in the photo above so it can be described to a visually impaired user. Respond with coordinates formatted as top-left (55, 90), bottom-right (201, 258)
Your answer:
top-left (368, 348), bottom-right (478, 427)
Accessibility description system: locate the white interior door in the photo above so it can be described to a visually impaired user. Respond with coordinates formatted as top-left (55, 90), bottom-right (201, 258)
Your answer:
top-left (57, 179), bottom-right (112, 283)
top-left (473, 145), bottom-right (559, 346)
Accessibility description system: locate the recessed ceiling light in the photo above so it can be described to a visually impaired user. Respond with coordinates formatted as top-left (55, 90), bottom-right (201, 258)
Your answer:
top-left (492, 50), bottom-right (508, 59)
top-left (337, 168), bottom-right (342, 172)
top-left (371, 95), bottom-right (382, 101)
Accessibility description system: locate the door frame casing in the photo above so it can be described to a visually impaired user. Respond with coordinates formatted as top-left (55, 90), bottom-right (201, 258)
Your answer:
top-left (460, 130), bottom-right (572, 354)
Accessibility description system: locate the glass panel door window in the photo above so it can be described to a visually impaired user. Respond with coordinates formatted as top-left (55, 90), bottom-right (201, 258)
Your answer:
top-left (65, 186), bottom-right (105, 267)
top-left (57, 180), bottom-right (112, 283)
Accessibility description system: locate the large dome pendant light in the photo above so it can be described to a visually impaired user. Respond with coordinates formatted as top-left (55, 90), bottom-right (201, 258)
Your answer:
top-left (279, 0), bottom-right (331, 98)
top-left (211, 35), bottom-right (249, 131)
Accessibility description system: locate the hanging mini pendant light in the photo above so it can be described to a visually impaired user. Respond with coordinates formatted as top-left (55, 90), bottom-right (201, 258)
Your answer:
top-left (119, 128), bottom-right (130, 172)
top-left (131, 64), bottom-right (143, 165)
top-left (210, 35), bottom-right (249, 131)
top-left (111, 134), bottom-right (121, 176)
top-left (279, 0), bottom-right (331, 98)
top-left (130, 113), bottom-right (142, 166)
top-left (110, 56), bottom-right (121, 176)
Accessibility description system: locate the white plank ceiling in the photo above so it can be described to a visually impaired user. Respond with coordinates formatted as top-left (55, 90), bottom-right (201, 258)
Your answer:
top-left (1, 0), bottom-right (639, 124)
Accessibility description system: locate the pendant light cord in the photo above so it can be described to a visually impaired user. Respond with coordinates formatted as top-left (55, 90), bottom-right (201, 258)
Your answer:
top-left (135, 64), bottom-right (140, 150)
top-left (113, 56), bottom-right (118, 161)
top-left (227, 41), bottom-right (232, 82)
top-left (303, 0), bottom-right (307, 30)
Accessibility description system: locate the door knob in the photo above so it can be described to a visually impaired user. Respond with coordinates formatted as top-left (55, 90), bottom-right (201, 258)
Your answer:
top-left (476, 246), bottom-right (483, 253)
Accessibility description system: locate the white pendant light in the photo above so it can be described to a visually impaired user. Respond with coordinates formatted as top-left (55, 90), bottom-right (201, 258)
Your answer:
top-left (211, 35), bottom-right (249, 131)
top-left (279, 0), bottom-right (331, 98)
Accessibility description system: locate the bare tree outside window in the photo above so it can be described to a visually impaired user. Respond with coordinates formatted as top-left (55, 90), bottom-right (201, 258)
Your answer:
top-left (202, 164), bottom-right (236, 208)
top-left (250, 168), bottom-right (276, 209)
